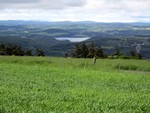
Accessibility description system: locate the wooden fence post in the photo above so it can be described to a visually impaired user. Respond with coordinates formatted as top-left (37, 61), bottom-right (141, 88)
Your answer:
top-left (93, 57), bottom-right (96, 64)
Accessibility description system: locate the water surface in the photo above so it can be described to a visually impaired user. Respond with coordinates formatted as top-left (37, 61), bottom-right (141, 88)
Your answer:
top-left (55, 37), bottom-right (90, 42)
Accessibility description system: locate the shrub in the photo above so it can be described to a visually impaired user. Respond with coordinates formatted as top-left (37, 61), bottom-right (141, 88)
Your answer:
top-left (114, 64), bottom-right (137, 71)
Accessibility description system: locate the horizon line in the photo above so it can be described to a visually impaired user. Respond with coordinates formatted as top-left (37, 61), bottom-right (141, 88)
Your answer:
top-left (0, 19), bottom-right (150, 23)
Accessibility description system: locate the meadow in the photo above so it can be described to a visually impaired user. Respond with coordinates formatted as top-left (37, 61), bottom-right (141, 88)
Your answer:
top-left (0, 56), bottom-right (150, 113)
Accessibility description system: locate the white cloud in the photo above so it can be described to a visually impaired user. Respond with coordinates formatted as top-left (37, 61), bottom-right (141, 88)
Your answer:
top-left (0, 0), bottom-right (87, 9)
top-left (0, 0), bottom-right (150, 22)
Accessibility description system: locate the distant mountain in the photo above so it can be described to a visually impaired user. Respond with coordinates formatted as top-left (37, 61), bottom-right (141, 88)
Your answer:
top-left (0, 20), bottom-right (150, 58)
top-left (0, 20), bottom-right (51, 26)
top-left (1, 20), bottom-right (150, 25)
top-left (44, 29), bottom-right (68, 33)
top-left (28, 34), bottom-right (70, 45)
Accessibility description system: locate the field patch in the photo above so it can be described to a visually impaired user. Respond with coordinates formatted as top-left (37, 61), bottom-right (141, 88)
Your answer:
top-left (0, 56), bottom-right (150, 112)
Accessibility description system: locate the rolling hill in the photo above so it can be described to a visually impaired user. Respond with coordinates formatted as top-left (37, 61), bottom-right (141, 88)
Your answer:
top-left (0, 20), bottom-right (150, 58)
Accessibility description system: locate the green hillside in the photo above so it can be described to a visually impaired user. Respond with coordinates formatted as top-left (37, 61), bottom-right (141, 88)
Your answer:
top-left (0, 56), bottom-right (150, 112)
top-left (0, 36), bottom-right (70, 56)
top-left (0, 21), bottom-right (150, 58)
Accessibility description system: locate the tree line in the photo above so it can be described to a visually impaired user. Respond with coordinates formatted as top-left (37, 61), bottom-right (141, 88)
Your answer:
top-left (69, 42), bottom-right (142, 59)
top-left (0, 44), bottom-right (45, 56)
top-left (70, 42), bottom-right (106, 58)
top-left (0, 43), bottom-right (142, 59)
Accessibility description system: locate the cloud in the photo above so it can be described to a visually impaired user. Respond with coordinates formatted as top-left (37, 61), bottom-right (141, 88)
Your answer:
top-left (0, 0), bottom-right (39, 3)
top-left (0, 0), bottom-right (87, 9)
top-left (0, 0), bottom-right (150, 22)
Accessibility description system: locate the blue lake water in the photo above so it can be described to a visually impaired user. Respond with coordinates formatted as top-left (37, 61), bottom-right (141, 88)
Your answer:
top-left (55, 37), bottom-right (90, 42)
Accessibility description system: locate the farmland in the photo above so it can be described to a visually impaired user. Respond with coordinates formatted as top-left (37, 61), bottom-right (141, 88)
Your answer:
top-left (0, 56), bottom-right (150, 113)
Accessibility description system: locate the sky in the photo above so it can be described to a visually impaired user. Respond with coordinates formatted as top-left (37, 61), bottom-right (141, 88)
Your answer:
top-left (0, 0), bottom-right (150, 22)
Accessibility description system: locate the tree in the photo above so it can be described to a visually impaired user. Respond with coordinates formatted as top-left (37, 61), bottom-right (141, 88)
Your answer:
top-left (87, 42), bottom-right (95, 58)
top-left (130, 49), bottom-right (136, 58)
top-left (12, 45), bottom-right (24, 56)
top-left (36, 49), bottom-right (45, 56)
top-left (95, 47), bottom-right (104, 58)
top-left (113, 47), bottom-right (122, 56)
top-left (80, 42), bottom-right (88, 58)
top-left (0, 44), bottom-right (6, 55)
top-left (25, 49), bottom-right (32, 56)
top-left (130, 49), bottom-right (142, 59)
top-left (71, 43), bottom-right (81, 58)
top-left (71, 42), bottom-right (106, 58)
top-left (0, 44), bottom-right (25, 56)
top-left (137, 53), bottom-right (142, 59)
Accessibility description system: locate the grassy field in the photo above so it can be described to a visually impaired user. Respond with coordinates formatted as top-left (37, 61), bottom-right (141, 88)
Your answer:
top-left (0, 56), bottom-right (150, 113)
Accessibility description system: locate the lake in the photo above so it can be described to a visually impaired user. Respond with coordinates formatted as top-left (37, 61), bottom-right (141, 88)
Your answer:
top-left (55, 37), bottom-right (90, 42)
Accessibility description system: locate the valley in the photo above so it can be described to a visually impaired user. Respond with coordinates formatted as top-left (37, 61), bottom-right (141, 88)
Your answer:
top-left (0, 21), bottom-right (150, 58)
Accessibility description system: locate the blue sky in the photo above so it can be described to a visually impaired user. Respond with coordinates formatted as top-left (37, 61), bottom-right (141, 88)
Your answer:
top-left (0, 0), bottom-right (150, 22)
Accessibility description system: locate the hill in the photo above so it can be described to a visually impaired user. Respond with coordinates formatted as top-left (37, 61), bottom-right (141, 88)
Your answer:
top-left (0, 36), bottom-right (70, 56)
top-left (0, 21), bottom-right (150, 58)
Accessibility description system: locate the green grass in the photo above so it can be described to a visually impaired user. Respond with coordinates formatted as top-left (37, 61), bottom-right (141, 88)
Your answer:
top-left (0, 56), bottom-right (150, 113)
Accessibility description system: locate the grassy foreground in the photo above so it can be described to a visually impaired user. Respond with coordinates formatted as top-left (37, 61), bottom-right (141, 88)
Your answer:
top-left (0, 56), bottom-right (150, 113)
